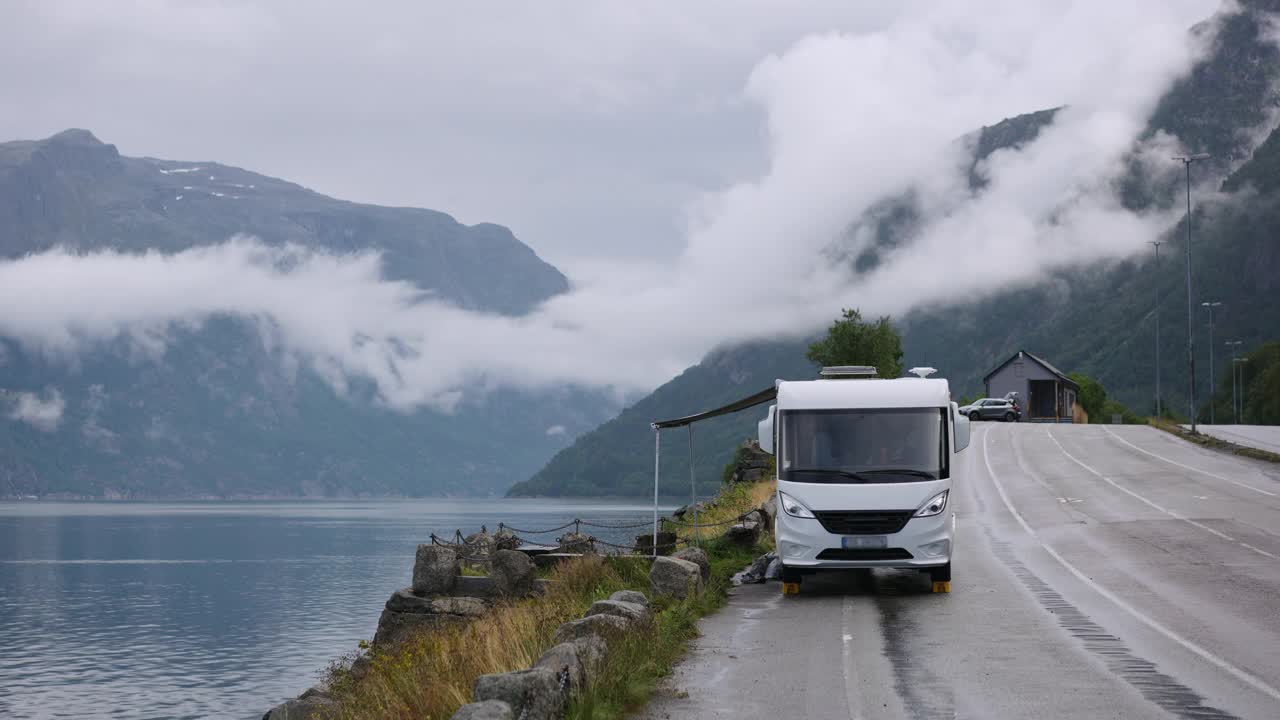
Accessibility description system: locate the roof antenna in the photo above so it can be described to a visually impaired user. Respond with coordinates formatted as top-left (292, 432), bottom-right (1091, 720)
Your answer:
top-left (908, 367), bottom-right (937, 378)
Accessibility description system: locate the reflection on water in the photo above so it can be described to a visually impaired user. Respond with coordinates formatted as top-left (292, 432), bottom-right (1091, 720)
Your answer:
top-left (0, 498), bottom-right (674, 719)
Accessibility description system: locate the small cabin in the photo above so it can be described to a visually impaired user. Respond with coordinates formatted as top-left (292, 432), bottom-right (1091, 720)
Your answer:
top-left (983, 350), bottom-right (1079, 423)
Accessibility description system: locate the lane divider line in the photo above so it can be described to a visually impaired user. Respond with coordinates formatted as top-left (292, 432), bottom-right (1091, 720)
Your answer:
top-left (1102, 426), bottom-right (1277, 498)
top-left (981, 427), bottom-right (1280, 702)
top-left (1046, 428), bottom-right (1276, 560)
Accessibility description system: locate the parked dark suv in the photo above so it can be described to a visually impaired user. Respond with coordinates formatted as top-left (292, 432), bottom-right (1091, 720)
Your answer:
top-left (956, 397), bottom-right (1021, 422)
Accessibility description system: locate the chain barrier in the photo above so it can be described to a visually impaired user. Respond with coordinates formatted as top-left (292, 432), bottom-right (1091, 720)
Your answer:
top-left (495, 520), bottom-right (578, 535)
top-left (660, 510), bottom-right (758, 528)
top-left (576, 518), bottom-right (656, 530)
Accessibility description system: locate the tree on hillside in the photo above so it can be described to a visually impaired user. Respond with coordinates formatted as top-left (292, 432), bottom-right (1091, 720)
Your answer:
top-left (806, 309), bottom-right (904, 378)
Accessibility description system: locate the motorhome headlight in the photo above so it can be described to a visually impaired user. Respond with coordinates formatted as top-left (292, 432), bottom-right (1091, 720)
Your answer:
top-left (913, 490), bottom-right (949, 517)
top-left (778, 491), bottom-right (816, 519)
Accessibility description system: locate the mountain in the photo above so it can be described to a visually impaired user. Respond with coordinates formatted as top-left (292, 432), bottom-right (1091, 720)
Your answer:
top-left (0, 131), bottom-right (614, 498)
top-left (0, 129), bottom-right (566, 314)
top-left (514, 0), bottom-right (1280, 497)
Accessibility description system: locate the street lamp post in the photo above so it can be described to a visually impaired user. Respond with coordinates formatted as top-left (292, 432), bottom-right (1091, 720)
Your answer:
top-left (1149, 241), bottom-right (1163, 419)
top-left (1201, 301), bottom-right (1221, 424)
top-left (1174, 153), bottom-right (1210, 431)
top-left (1226, 340), bottom-right (1243, 423)
top-left (1239, 358), bottom-right (1250, 423)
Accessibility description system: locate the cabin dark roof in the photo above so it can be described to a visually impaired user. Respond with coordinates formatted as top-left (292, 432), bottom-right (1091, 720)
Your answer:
top-left (982, 350), bottom-right (1079, 390)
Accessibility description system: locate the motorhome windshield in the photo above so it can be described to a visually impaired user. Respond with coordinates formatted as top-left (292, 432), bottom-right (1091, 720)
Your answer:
top-left (779, 407), bottom-right (948, 483)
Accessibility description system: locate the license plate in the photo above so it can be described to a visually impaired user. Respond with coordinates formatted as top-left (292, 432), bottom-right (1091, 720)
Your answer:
top-left (841, 536), bottom-right (887, 549)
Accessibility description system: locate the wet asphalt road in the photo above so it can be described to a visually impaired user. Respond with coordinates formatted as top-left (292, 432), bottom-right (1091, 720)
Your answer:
top-left (640, 424), bottom-right (1280, 720)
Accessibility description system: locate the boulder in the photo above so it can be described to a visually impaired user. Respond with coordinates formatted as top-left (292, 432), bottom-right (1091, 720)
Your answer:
top-left (552, 614), bottom-right (632, 646)
top-left (634, 530), bottom-right (678, 556)
top-left (723, 521), bottom-right (761, 548)
top-left (608, 589), bottom-right (649, 607)
top-left (473, 667), bottom-right (564, 720)
top-left (765, 556), bottom-right (784, 581)
top-left (412, 545), bottom-right (459, 595)
top-left (490, 549), bottom-right (537, 597)
top-left (556, 532), bottom-right (595, 554)
top-left (262, 694), bottom-right (334, 720)
top-left (493, 528), bottom-right (521, 552)
top-left (534, 642), bottom-right (587, 696)
top-left (672, 547), bottom-right (711, 582)
top-left (649, 556), bottom-right (703, 600)
top-left (736, 467), bottom-right (769, 484)
top-left (585, 599), bottom-right (651, 625)
top-left (762, 496), bottom-right (778, 529)
top-left (570, 634), bottom-right (608, 681)
top-left (374, 593), bottom-right (487, 648)
top-left (462, 529), bottom-right (494, 565)
top-left (450, 700), bottom-right (514, 720)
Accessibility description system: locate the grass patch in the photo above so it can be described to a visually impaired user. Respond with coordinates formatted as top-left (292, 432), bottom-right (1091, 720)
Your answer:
top-left (321, 479), bottom-right (776, 719)
top-left (1148, 417), bottom-right (1280, 464)
top-left (566, 535), bottom-right (769, 720)
top-left (667, 479), bottom-right (775, 544)
top-left (321, 555), bottom-right (650, 719)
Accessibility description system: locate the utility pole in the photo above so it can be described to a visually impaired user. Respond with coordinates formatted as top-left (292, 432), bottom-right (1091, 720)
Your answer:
top-left (1226, 341), bottom-right (1243, 423)
top-left (1239, 358), bottom-right (1250, 423)
top-left (1174, 153), bottom-right (1210, 430)
top-left (1149, 240), bottom-right (1162, 419)
top-left (1201, 302), bottom-right (1221, 424)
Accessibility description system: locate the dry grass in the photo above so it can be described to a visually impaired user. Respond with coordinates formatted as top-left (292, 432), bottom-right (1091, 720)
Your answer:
top-left (669, 478), bottom-right (775, 543)
top-left (322, 556), bottom-right (649, 720)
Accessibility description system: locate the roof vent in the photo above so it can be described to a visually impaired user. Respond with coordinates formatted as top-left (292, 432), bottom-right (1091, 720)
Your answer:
top-left (820, 365), bottom-right (878, 379)
top-left (908, 367), bottom-right (937, 378)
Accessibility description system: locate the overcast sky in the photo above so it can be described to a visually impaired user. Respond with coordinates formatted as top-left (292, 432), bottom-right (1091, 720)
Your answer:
top-left (1, 1), bottom-right (920, 268)
top-left (0, 1), bottom-right (1239, 413)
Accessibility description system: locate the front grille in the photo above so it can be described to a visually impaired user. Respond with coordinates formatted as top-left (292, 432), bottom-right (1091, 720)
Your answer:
top-left (812, 510), bottom-right (913, 535)
top-left (816, 548), bottom-right (914, 561)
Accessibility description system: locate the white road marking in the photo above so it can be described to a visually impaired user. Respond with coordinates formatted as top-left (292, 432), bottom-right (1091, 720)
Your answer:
top-left (1102, 426), bottom-right (1277, 497)
top-left (980, 427), bottom-right (1280, 702)
top-left (1047, 428), bottom-right (1275, 560)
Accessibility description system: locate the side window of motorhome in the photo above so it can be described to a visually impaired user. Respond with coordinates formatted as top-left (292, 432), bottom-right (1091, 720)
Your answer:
top-left (779, 408), bottom-right (948, 482)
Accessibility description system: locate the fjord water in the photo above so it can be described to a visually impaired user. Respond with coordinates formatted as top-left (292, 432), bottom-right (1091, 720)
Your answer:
top-left (0, 498), bottom-right (673, 719)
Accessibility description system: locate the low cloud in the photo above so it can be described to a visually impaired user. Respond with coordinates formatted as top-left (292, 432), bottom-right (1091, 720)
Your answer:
top-left (0, 1), bottom-right (1234, 410)
top-left (545, 425), bottom-right (567, 437)
top-left (7, 388), bottom-right (65, 431)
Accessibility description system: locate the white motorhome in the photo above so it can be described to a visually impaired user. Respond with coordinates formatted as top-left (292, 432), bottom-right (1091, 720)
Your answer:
top-left (757, 366), bottom-right (970, 593)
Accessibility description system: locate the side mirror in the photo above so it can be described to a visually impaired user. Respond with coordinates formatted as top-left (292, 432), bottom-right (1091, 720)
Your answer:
top-left (953, 403), bottom-right (970, 452)
top-left (758, 405), bottom-right (776, 455)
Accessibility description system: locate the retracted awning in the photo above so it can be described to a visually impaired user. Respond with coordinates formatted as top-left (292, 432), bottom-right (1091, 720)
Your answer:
top-left (651, 386), bottom-right (777, 429)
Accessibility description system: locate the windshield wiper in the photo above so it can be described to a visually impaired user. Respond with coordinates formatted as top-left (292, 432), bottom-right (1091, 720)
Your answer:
top-left (786, 468), bottom-right (875, 482)
top-left (860, 468), bottom-right (939, 480)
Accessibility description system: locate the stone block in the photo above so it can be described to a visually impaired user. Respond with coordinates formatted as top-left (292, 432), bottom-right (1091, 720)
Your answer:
top-left (534, 642), bottom-right (586, 696)
top-left (608, 589), bottom-right (649, 607)
top-left (552, 614), bottom-right (631, 647)
top-left (585, 599), bottom-right (651, 625)
top-left (650, 556), bottom-right (703, 600)
top-left (473, 667), bottom-right (564, 720)
top-left (724, 522), bottom-right (761, 548)
top-left (556, 532), bottom-right (595, 554)
top-left (413, 545), bottom-right (459, 595)
top-left (491, 549), bottom-right (537, 597)
top-left (634, 530), bottom-right (678, 556)
top-left (672, 547), bottom-right (711, 582)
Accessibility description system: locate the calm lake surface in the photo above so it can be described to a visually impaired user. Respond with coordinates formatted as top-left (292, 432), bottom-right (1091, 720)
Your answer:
top-left (0, 498), bottom-right (676, 720)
